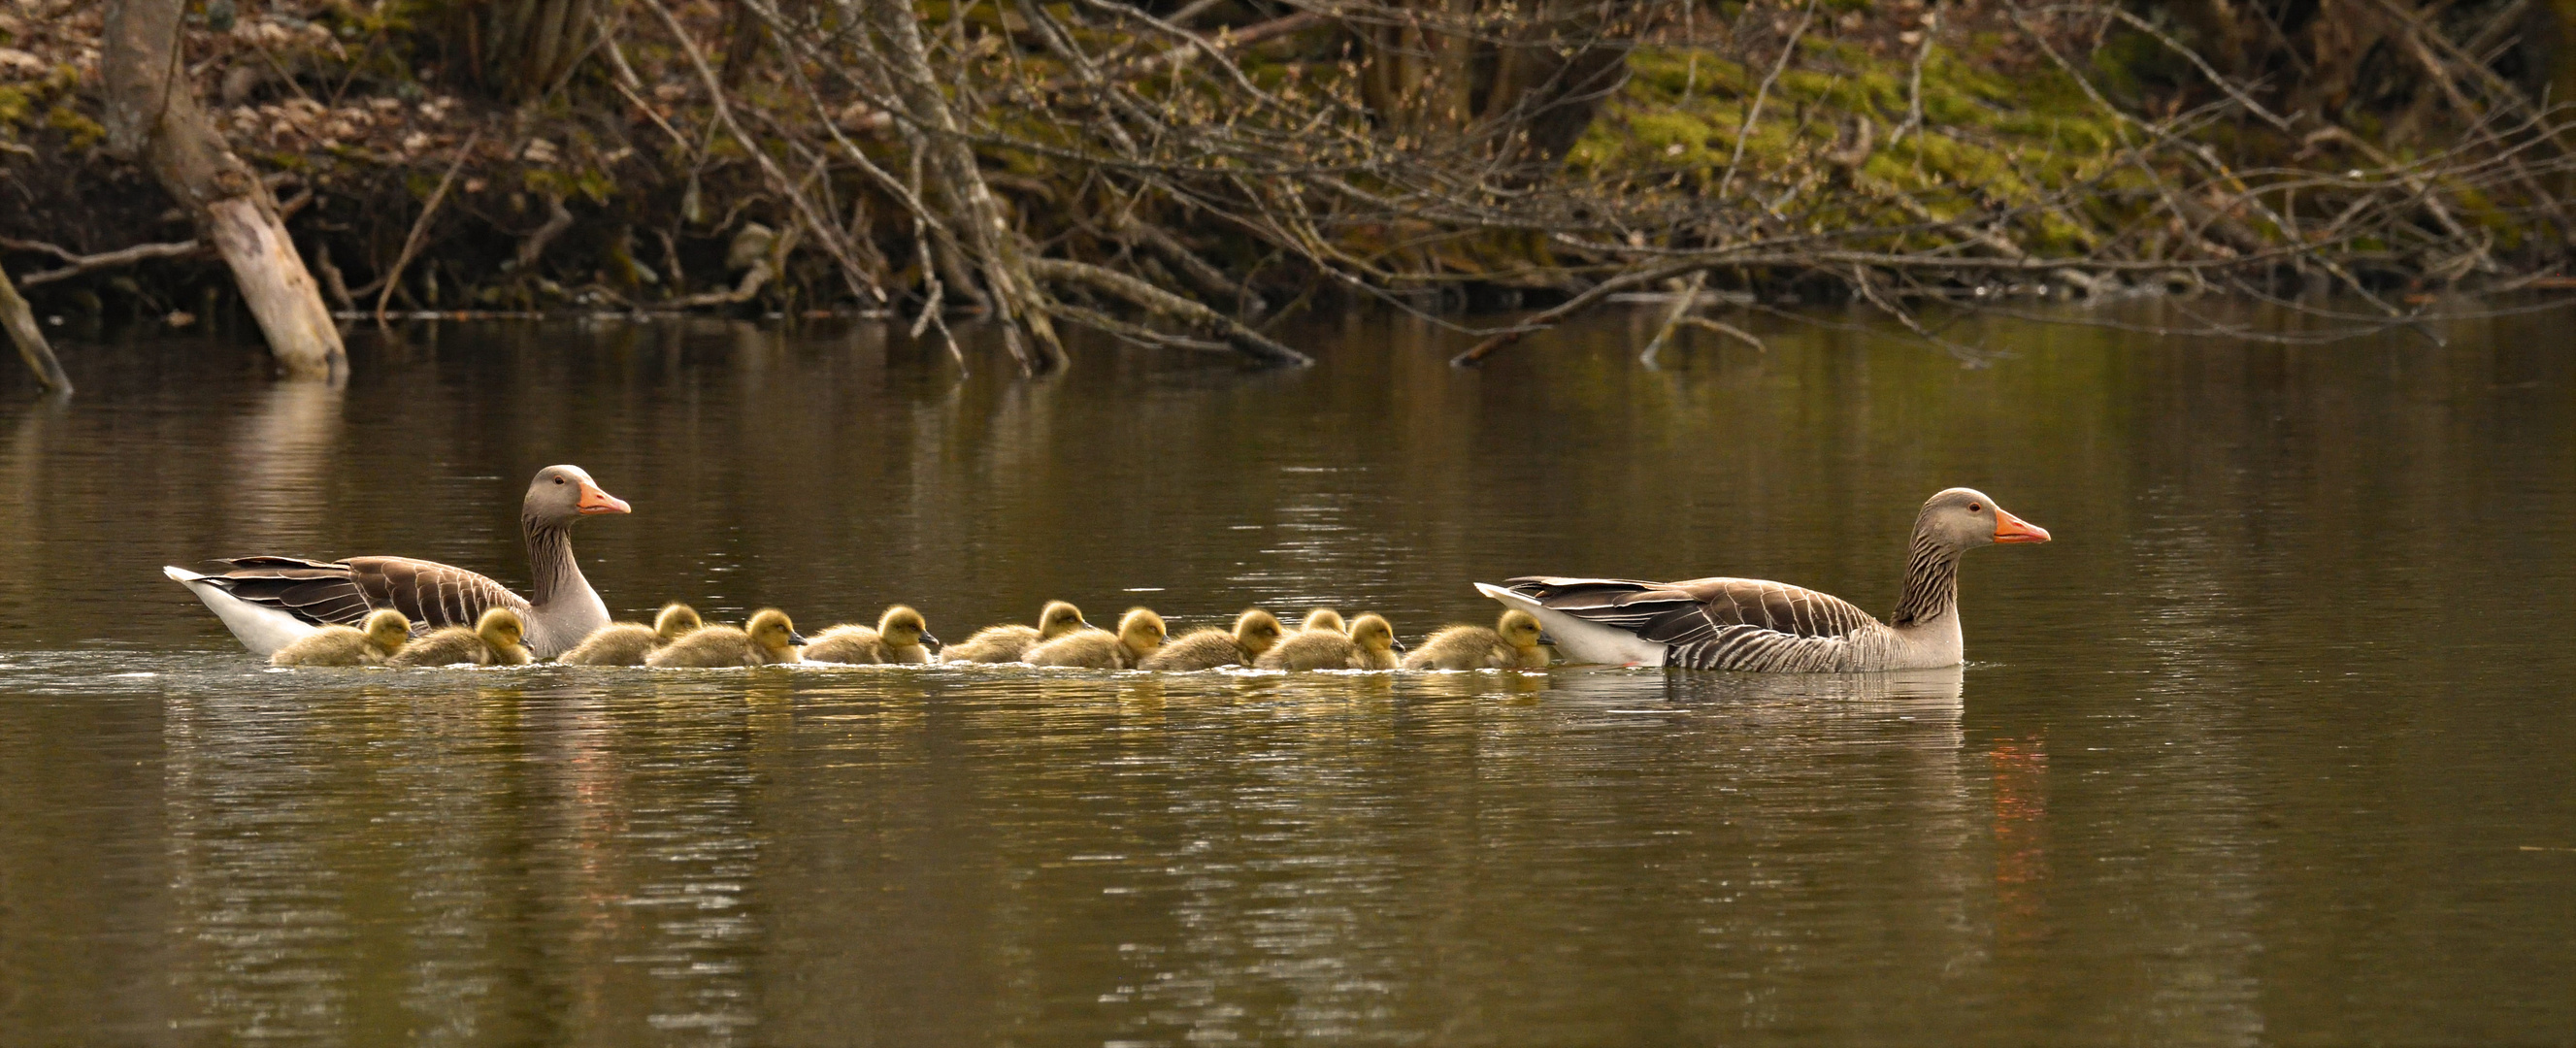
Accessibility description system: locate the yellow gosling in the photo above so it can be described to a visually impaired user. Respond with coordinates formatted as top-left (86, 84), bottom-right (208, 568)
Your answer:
top-left (391, 607), bottom-right (531, 667)
top-left (1300, 608), bottom-right (1347, 634)
top-left (1139, 608), bottom-right (1284, 671)
top-left (272, 608), bottom-right (413, 667)
top-left (1258, 613), bottom-right (1402, 671)
top-left (804, 606), bottom-right (939, 665)
top-left (1024, 607), bottom-right (1166, 669)
top-left (560, 602), bottom-right (704, 666)
top-left (1404, 609), bottom-right (1549, 671)
top-left (943, 601), bottom-right (1089, 663)
top-left (646, 608), bottom-right (806, 668)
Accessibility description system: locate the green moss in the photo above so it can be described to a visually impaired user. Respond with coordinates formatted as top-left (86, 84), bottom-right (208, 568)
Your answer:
top-left (45, 104), bottom-right (103, 150)
top-left (1573, 38), bottom-right (2133, 258)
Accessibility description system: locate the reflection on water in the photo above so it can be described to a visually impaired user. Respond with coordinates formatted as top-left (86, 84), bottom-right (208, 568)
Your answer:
top-left (1, 311), bottom-right (2573, 1045)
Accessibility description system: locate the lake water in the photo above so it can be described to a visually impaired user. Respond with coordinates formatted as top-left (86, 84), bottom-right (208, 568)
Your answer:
top-left (2, 307), bottom-right (2572, 1045)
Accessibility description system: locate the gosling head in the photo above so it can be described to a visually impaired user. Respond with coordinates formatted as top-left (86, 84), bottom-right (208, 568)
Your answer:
top-left (361, 608), bottom-right (413, 655)
top-left (1497, 609), bottom-right (1544, 651)
top-left (653, 602), bottom-right (703, 640)
top-left (1117, 607), bottom-right (1167, 653)
top-left (1039, 600), bottom-right (1089, 639)
top-left (745, 607), bottom-right (807, 657)
top-left (477, 606), bottom-right (527, 650)
top-left (1917, 487), bottom-right (2050, 553)
top-left (1232, 608), bottom-right (1285, 657)
top-left (1349, 613), bottom-right (1397, 655)
top-left (878, 605), bottom-right (935, 650)
top-left (1301, 608), bottom-right (1346, 635)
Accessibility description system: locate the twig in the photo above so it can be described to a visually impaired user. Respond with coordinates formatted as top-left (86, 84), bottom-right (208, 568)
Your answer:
top-left (375, 131), bottom-right (481, 324)
top-left (1889, 12), bottom-right (1937, 147)
top-left (643, 0), bottom-right (886, 306)
top-left (3, 238), bottom-right (209, 285)
top-left (1717, 0), bottom-right (1816, 201)
top-left (507, 193), bottom-right (575, 274)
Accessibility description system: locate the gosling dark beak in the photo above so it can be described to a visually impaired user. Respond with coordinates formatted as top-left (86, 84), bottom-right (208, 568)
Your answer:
top-left (1537, 632), bottom-right (1559, 647)
top-left (789, 631), bottom-right (811, 646)
top-left (922, 632), bottom-right (943, 653)
top-left (1392, 638), bottom-right (1408, 653)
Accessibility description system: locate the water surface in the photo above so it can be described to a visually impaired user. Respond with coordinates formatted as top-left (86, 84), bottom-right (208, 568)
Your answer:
top-left (2, 308), bottom-right (2572, 1045)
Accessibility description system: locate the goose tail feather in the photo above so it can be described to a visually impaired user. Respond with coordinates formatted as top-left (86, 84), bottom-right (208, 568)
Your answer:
top-left (165, 565), bottom-right (320, 656)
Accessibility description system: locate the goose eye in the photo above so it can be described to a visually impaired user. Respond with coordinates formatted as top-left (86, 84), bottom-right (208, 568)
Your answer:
top-left (1967, 503), bottom-right (1981, 511)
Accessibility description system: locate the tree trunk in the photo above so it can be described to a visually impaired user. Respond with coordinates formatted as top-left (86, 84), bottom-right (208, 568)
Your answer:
top-left (103, 0), bottom-right (345, 380)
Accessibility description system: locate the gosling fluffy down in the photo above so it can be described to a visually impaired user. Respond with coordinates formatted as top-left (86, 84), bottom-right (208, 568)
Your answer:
top-left (804, 606), bottom-right (940, 665)
top-left (1258, 613), bottom-right (1402, 671)
top-left (560, 602), bottom-right (704, 666)
top-left (646, 608), bottom-right (807, 668)
top-left (1404, 609), bottom-right (1549, 670)
top-left (1299, 608), bottom-right (1347, 635)
top-left (272, 608), bottom-right (413, 667)
top-left (1139, 608), bottom-right (1285, 671)
top-left (1024, 607), bottom-right (1166, 669)
top-left (943, 601), bottom-right (1089, 663)
top-left (390, 607), bottom-right (533, 667)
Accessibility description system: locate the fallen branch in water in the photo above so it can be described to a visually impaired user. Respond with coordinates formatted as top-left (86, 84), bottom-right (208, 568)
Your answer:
top-left (1029, 257), bottom-right (1311, 365)
top-left (0, 259), bottom-right (71, 392)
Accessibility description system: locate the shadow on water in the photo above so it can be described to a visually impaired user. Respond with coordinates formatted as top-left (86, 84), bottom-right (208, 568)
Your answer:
top-left (0, 308), bottom-right (2572, 1044)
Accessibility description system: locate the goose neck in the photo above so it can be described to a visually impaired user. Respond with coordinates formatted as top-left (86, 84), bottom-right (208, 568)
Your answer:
top-left (1888, 531), bottom-right (1963, 630)
top-left (522, 514), bottom-right (586, 608)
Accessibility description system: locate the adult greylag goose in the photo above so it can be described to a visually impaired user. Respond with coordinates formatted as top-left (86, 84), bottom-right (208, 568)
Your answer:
top-left (1404, 609), bottom-right (1550, 671)
top-left (803, 606), bottom-right (940, 665)
top-left (1023, 607), bottom-right (1165, 669)
top-left (270, 608), bottom-right (413, 668)
top-left (559, 602), bottom-right (704, 666)
top-left (164, 465), bottom-right (631, 660)
top-left (646, 608), bottom-right (807, 668)
top-left (390, 607), bottom-right (533, 668)
top-left (1139, 608), bottom-right (1285, 671)
top-left (1480, 488), bottom-right (2048, 671)
top-left (943, 601), bottom-right (1089, 663)
top-left (1258, 613), bottom-right (1403, 671)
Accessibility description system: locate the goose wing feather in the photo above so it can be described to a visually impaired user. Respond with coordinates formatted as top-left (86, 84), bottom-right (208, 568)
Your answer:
top-left (1503, 575), bottom-right (1878, 640)
top-left (208, 556), bottom-right (530, 633)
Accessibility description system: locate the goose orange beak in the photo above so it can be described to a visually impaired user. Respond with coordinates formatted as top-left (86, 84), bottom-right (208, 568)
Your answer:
top-left (577, 481), bottom-right (632, 515)
top-left (1993, 508), bottom-right (2050, 543)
